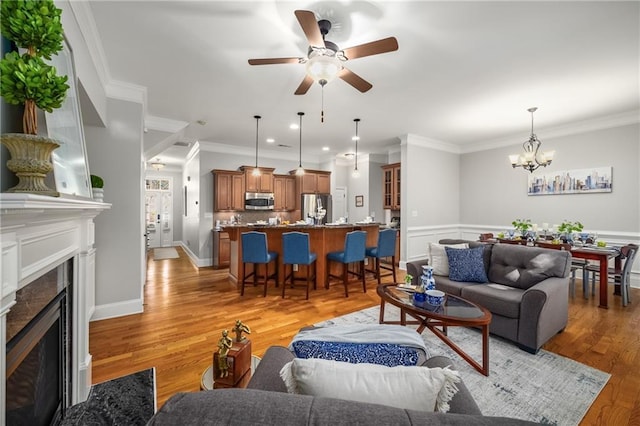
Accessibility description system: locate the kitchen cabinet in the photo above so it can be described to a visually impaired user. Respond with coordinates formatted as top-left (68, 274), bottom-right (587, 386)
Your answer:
top-left (273, 174), bottom-right (296, 211)
top-left (241, 166), bottom-right (274, 193)
top-left (213, 231), bottom-right (230, 268)
top-left (382, 163), bottom-right (401, 210)
top-left (213, 170), bottom-right (245, 211)
top-left (293, 169), bottom-right (331, 194)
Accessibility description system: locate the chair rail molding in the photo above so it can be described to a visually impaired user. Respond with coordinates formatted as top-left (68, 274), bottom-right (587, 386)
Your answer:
top-left (404, 223), bottom-right (639, 289)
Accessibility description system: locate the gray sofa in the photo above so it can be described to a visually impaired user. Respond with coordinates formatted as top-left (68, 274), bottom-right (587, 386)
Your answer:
top-left (407, 239), bottom-right (571, 353)
top-left (148, 345), bottom-right (540, 425)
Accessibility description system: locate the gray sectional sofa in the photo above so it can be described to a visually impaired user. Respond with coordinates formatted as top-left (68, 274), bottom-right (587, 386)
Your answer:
top-left (147, 346), bottom-right (540, 425)
top-left (407, 239), bottom-right (571, 353)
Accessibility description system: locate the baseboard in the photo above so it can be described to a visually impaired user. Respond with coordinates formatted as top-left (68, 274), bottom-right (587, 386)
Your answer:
top-left (91, 298), bottom-right (143, 321)
top-left (74, 353), bottom-right (92, 404)
top-left (179, 242), bottom-right (213, 267)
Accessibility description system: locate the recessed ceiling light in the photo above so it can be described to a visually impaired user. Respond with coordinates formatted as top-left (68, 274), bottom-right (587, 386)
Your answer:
top-left (290, 123), bottom-right (299, 130)
top-left (266, 138), bottom-right (275, 143)
top-left (322, 147), bottom-right (329, 151)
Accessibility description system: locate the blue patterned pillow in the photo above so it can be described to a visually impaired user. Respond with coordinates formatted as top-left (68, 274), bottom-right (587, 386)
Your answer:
top-left (291, 341), bottom-right (420, 366)
top-left (445, 246), bottom-right (488, 283)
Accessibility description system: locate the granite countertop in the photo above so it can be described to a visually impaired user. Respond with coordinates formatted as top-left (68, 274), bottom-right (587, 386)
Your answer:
top-left (218, 222), bottom-right (382, 230)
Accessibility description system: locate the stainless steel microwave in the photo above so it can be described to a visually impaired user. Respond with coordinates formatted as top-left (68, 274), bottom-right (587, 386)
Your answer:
top-left (244, 192), bottom-right (274, 210)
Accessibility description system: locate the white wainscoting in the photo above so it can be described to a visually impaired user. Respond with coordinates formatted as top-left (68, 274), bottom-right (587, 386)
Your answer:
top-left (403, 224), bottom-right (640, 289)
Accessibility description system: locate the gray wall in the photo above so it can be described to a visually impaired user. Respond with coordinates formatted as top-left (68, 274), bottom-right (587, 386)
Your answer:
top-left (404, 137), bottom-right (461, 227)
top-left (460, 123), bottom-right (640, 232)
top-left (84, 98), bottom-right (145, 317)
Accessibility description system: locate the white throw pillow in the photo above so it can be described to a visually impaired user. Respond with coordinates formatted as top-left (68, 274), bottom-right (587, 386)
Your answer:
top-left (279, 358), bottom-right (460, 413)
top-left (429, 243), bottom-right (469, 276)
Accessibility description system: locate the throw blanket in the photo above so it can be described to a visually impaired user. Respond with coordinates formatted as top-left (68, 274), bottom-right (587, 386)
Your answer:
top-left (289, 324), bottom-right (429, 367)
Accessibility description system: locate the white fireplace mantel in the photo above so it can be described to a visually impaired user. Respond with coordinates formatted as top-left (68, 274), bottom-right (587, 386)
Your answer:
top-left (1, 194), bottom-right (110, 425)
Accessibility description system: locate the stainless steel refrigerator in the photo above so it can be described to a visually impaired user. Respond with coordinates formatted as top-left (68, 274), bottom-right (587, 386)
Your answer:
top-left (301, 193), bottom-right (332, 225)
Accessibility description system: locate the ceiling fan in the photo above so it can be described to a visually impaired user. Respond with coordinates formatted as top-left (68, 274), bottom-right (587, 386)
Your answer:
top-left (248, 10), bottom-right (399, 95)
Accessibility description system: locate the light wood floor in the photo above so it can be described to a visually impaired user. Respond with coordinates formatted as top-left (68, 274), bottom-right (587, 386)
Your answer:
top-left (89, 247), bottom-right (640, 425)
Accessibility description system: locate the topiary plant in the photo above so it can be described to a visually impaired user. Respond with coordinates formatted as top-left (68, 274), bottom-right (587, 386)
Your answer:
top-left (90, 174), bottom-right (104, 189)
top-left (0, 0), bottom-right (69, 135)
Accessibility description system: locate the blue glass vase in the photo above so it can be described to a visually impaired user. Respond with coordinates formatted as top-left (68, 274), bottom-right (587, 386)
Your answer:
top-left (420, 265), bottom-right (436, 292)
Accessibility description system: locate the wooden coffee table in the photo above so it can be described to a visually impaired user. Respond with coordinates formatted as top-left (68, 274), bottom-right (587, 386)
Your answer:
top-left (377, 284), bottom-right (492, 376)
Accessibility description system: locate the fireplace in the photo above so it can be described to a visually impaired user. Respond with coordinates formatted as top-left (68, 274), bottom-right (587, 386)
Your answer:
top-left (6, 260), bottom-right (73, 425)
top-left (0, 194), bottom-right (109, 424)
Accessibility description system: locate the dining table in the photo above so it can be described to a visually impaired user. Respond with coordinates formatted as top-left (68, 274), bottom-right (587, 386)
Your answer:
top-left (569, 245), bottom-right (621, 309)
top-left (493, 238), bottom-right (621, 309)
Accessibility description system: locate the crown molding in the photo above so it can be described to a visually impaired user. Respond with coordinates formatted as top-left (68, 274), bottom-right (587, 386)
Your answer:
top-left (461, 109), bottom-right (640, 154)
top-left (105, 80), bottom-right (147, 107)
top-left (67, 0), bottom-right (110, 88)
top-left (405, 133), bottom-right (461, 154)
top-left (145, 115), bottom-right (190, 134)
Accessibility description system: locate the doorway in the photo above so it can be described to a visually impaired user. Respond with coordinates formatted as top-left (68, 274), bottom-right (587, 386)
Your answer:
top-left (334, 187), bottom-right (347, 222)
top-left (145, 177), bottom-right (173, 248)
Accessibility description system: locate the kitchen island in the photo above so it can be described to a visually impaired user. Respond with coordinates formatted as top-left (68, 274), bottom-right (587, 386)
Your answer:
top-left (222, 223), bottom-right (380, 290)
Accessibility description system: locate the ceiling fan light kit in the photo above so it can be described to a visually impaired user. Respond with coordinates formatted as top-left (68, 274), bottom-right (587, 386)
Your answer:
top-left (509, 107), bottom-right (555, 173)
top-left (248, 9), bottom-right (398, 95)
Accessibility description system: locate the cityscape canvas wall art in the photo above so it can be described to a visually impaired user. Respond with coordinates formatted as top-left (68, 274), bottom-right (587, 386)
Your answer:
top-left (527, 167), bottom-right (612, 196)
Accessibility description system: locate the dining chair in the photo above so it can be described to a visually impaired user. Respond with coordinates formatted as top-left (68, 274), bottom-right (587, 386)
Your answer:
top-left (326, 230), bottom-right (367, 297)
top-left (585, 243), bottom-right (638, 307)
top-left (365, 229), bottom-right (397, 285)
top-left (241, 231), bottom-right (278, 297)
top-left (281, 232), bottom-right (317, 300)
top-left (534, 241), bottom-right (588, 298)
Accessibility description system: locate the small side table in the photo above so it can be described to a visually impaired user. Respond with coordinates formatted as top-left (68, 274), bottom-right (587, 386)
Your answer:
top-left (201, 354), bottom-right (261, 391)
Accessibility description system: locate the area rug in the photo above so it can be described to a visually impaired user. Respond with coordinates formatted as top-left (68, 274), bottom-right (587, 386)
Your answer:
top-left (316, 306), bottom-right (610, 425)
top-left (61, 368), bottom-right (156, 425)
top-left (153, 247), bottom-right (179, 260)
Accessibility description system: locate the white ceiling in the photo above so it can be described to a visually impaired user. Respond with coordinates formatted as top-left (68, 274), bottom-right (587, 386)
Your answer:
top-left (88, 1), bottom-right (639, 169)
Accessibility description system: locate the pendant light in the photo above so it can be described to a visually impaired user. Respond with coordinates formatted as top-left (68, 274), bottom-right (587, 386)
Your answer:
top-left (296, 112), bottom-right (305, 176)
top-left (252, 115), bottom-right (261, 176)
top-left (352, 118), bottom-right (360, 178)
top-left (509, 107), bottom-right (555, 173)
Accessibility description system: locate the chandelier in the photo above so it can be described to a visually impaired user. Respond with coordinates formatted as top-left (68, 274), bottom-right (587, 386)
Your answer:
top-left (509, 107), bottom-right (555, 173)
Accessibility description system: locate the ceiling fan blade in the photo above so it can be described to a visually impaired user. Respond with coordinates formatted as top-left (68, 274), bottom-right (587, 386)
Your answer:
top-left (338, 68), bottom-right (373, 93)
top-left (294, 75), bottom-right (314, 95)
top-left (248, 57), bottom-right (301, 65)
top-left (341, 37), bottom-right (399, 60)
top-left (294, 10), bottom-right (325, 48)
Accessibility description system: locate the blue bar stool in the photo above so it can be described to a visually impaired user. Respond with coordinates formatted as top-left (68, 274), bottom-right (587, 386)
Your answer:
top-left (326, 230), bottom-right (367, 297)
top-left (241, 231), bottom-right (278, 297)
top-left (282, 232), bottom-right (317, 300)
top-left (365, 228), bottom-right (398, 285)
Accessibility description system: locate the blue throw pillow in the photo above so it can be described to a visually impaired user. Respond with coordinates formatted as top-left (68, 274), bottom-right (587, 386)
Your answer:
top-left (445, 246), bottom-right (489, 283)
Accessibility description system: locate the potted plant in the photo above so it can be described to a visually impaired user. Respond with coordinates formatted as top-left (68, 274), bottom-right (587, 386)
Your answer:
top-left (558, 220), bottom-right (584, 243)
top-left (0, 0), bottom-right (69, 196)
top-left (511, 218), bottom-right (532, 238)
top-left (90, 174), bottom-right (104, 202)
